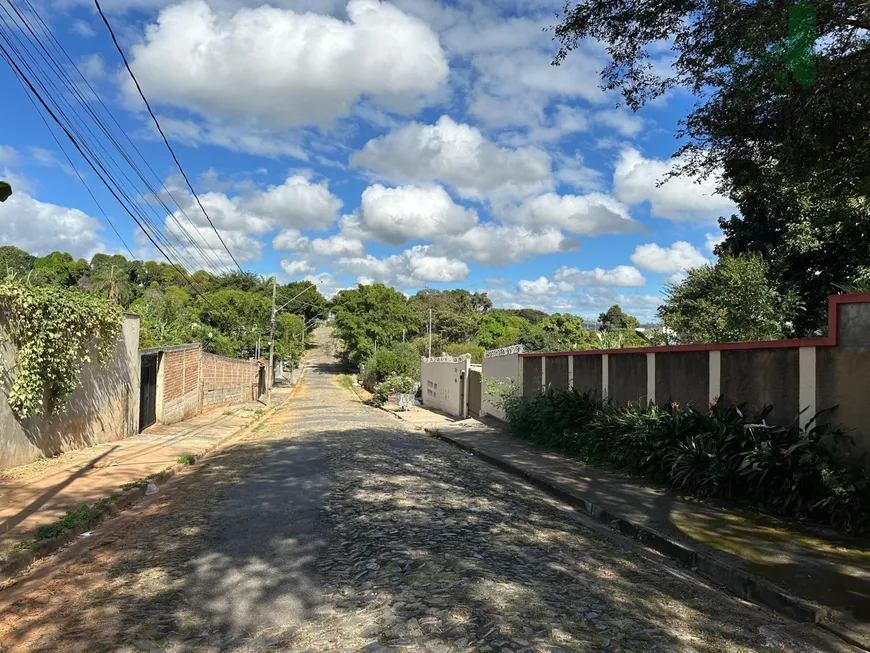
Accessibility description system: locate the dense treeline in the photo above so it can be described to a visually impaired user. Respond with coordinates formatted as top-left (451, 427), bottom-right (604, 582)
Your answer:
top-left (1, 246), bottom-right (653, 378)
top-left (329, 283), bottom-right (649, 387)
top-left (0, 245), bottom-right (325, 364)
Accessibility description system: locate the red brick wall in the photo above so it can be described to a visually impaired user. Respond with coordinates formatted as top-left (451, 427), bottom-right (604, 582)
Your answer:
top-left (201, 352), bottom-right (260, 407)
top-left (160, 347), bottom-right (202, 424)
top-left (152, 345), bottom-right (267, 425)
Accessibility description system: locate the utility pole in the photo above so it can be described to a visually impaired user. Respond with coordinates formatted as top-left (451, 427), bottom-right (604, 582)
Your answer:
top-left (268, 277), bottom-right (277, 400)
top-left (428, 309), bottom-right (432, 358)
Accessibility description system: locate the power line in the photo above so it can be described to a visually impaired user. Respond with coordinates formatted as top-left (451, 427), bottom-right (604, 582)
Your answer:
top-left (0, 39), bottom-right (216, 308)
top-left (93, 0), bottom-right (245, 275)
top-left (20, 79), bottom-right (137, 260)
top-left (5, 0), bottom-right (229, 274)
top-left (0, 5), bottom-right (217, 275)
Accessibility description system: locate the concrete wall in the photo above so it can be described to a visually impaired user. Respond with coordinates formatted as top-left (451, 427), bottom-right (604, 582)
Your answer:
top-left (516, 293), bottom-right (870, 462)
top-left (421, 356), bottom-right (471, 418)
top-left (572, 354), bottom-right (603, 400)
top-left (1, 315), bottom-right (140, 470)
top-left (546, 356), bottom-right (570, 390)
top-left (522, 356), bottom-right (542, 397)
top-left (608, 353), bottom-right (648, 406)
top-left (655, 351), bottom-right (709, 408)
top-left (480, 350), bottom-right (521, 421)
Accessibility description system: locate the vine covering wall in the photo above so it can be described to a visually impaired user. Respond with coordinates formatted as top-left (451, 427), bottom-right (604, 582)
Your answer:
top-left (0, 282), bottom-right (124, 419)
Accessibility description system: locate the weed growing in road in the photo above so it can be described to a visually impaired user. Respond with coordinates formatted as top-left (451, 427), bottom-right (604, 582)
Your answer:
top-left (177, 454), bottom-right (197, 465)
top-left (223, 409), bottom-right (235, 416)
top-left (120, 479), bottom-right (147, 491)
top-left (337, 374), bottom-right (354, 390)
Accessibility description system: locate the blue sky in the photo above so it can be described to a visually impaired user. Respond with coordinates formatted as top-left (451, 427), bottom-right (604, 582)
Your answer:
top-left (0, 0), bottom-right (737, 321)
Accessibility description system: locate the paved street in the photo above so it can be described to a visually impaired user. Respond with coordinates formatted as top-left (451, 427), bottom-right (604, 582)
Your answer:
top-left (0, 331), bottom-right (856, 653)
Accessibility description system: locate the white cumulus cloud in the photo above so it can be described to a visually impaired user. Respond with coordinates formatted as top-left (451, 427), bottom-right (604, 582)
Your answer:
top-left (351, 116), bottom-right (552, 201)
top-left (516, 277), bottom-right (573, 296)
top-left (126, 0), bottom-right (448, 128)
top-left (0, 186), bottom-right (103, 258)
top-left (552, 265), bottom-right (647, 287)
top-left (630, 241), bottom-right (709, 275)
top-left (613, 148), bottom-right (737, 222)
top-left (356, 184), bottom-right (479, 245)
top-left (434, 223), bottom-right (579, 266)
top-left (501, 192), bottom-right (643, 236)
top-left (337, 245), bottom-right (469, 287)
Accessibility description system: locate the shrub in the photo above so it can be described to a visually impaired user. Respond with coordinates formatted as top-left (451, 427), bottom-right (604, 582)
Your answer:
top-left (443, 343), bottom-right (486, 363)
top-left (371, 374), bottom-right (416, 407)
top-left (361, 343), bottom-right (420, 390)
top-left (499, 387), bottom-right (870, 534)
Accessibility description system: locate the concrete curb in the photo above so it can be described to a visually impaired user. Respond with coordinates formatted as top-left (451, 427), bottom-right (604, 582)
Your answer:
top-left (0, 378), bottom-right (303, 584)
top-left (427, 428), bottom-right (833, 628)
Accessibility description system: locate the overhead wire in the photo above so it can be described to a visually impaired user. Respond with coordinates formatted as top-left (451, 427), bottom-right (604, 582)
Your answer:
top-left (93, 0), bottom-right (245, 275)
top-left (2, 0), bottom-right (229, 274)
top-left (0, 35), bottom-right (217, 307)
top-left (0, 8), bottom-right (208, 276)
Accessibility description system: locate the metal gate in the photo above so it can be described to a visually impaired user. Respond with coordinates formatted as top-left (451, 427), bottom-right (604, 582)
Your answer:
top-left (139, 354), bottom-right (158, 432)
top-left (257, 365), bottom-right (266, 399)
top-left (467, 368), bottom-right (482, 419)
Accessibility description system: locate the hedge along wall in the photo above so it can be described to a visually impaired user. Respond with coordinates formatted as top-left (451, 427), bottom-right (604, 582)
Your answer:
top-left (0, 314), bottom-right (140, 470)
top-left (520, 293), bottom-right (870, 461)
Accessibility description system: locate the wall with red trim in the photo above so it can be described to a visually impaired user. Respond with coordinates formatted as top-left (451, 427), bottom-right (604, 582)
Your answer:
top-left (516, 294), bottom-right (870, 460)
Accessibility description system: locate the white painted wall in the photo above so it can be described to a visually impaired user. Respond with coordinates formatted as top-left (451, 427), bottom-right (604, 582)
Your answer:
top-left (481, 352), bottom-right (521, 421)
top-left (421, 356), bottom-right (471, 418)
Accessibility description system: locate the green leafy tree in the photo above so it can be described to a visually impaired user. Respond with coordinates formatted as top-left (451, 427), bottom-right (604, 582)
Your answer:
top-left (541, 313), bottom-right (595, 350)
top-left (598, 305), bottom-right (640, 332)
top-left (86, 254), bottom-right (135, 305)
top-left (518, 323), bottom-right (561, 352)
top-left (658, 254), bottom-right (800, 344)
top-left (275, 312), bottom-right (305, 365)
top-left (553, 0), bottom-right (869, 202)
top-left (477, 310), bottom-right (528, 349)
top-left (331, 283), bottom-right (420, 364)
top-left (277, 280), bottom-right (328, 323)
top-left (195, 289), bottom-right (271, 358)
top-left (718, 172), bottom-right (870, 335)
top-left (504, 308), bottom-right (549, 324)
top-left (32, 252), bottom-right (89, 287)
top-left (0, 245), bottom-right (34, 278)
top-left (443, 342), bottom-right (486, 363)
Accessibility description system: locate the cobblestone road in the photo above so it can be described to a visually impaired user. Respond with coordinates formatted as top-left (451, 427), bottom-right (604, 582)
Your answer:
top-left (0, 331), bottom-right (855, 653)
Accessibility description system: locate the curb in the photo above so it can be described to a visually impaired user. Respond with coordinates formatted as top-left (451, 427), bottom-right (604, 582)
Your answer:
top-left (427, 428), bottom-right (834, 628)
top-left (0, 377), bottom-right (303, 584)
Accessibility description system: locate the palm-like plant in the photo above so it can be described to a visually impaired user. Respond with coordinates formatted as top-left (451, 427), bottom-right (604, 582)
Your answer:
top-left (88, 264), bottom-right (133, 305)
